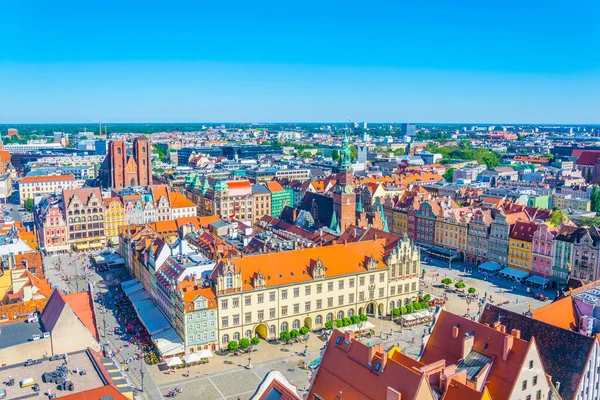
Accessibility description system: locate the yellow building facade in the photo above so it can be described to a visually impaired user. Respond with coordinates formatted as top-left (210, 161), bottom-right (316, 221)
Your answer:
top-left (104, 197), bottom-right (126, 245)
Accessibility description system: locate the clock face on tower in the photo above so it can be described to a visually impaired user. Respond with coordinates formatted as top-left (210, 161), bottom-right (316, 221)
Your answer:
top-left (344, 185), bottom-right (353, 194)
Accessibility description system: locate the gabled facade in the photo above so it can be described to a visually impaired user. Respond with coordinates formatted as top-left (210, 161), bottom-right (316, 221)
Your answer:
top-left (465, 209), bottom-right (491, 266)
top-left (531, 223), bottom-right (556, 278)
top-left (487, 211), bottom-right (510, 266)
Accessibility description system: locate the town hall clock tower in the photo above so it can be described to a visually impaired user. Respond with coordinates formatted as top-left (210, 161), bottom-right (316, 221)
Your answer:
top-left (332, 132), bottom-right (356, 233)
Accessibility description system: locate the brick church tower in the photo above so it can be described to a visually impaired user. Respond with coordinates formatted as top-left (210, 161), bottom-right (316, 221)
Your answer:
top-left (332, 132), bottom-right (356, 233)
top-left (99, 136), bottom-right (152, 189)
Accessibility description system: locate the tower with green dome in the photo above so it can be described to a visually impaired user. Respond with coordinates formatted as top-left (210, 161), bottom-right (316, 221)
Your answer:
top-left (332, 131), bottom-right (356, 233)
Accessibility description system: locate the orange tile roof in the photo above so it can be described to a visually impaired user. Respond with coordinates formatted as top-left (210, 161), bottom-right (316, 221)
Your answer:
top-left (169, 191), bottom-right (196, 208)
top-left (149, 219), bottom-right (178, 234)
top-left (63, 187), bottom-right (103, 208)
top-left (151, 184), bottom-right (169, 201)
top-left (182, 286), bottom-right (217, 308)
top-left (63, 291), bottom-right (99, 341)
top-left (211, 239), bottom-right (388, 291)
top-left (0, 150), bottom-right (9, 163)
top-left (59, 385), bottom-right (129, 400)
top-left (103, 196), bottom-right (123, 207)
top-left (442, 380), bottom-right (488, 400)
top-left (266, 181), bottom-right (285, 193)
top-left (20, 174), bottom-right (75, 183)
top-left (421, 310), bottom-right (532, 400)
top-left (531, 296), bottom-right (579, 331)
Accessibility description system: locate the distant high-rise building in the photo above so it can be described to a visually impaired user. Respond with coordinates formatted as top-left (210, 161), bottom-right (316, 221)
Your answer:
top-left (95, 139), bottom-right (108, 155)
top-left (362, 122), bottom-right (368, 130)
top-left (400, 123), bottom-right (416, 138)
top-left (98, 136), bottom-right (151, 188)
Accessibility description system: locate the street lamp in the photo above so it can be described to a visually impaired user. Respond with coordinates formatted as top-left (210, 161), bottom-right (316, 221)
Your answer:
top-left (140, 357), bottom-right (145, 392)
top-left (247, 344), bottom-right (253, 369)
top-left (304, 334), bottom-right (309, 356)
top-left (465, 297), bottom-right (473, 317)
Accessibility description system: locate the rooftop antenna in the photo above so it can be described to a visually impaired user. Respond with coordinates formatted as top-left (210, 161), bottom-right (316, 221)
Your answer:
top-left (99, 120), bottom-right (102, 139)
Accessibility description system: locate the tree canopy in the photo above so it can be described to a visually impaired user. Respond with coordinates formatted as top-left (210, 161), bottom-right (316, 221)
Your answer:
top-left (426, 144), bottom-right (501, 168)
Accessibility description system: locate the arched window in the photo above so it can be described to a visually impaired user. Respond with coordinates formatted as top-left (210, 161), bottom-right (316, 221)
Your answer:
top-left (87, 216), bottom-right (92, 222)
top-left (68, 211), bottom-right (73, 216)
top-left (93, 208), bottom-right (97, 213)
top-left (225, 273), bottom-right (233, 289)
top-left (315, 315), bottom-right (323, 325)
top-left (337, 311), bottom-right (344, 320)
top-left (245, 330), bottom-right (252, 338)
top-left (348, 308), bottom-right (354, 317)
top-left (326, 313), bottom-right (333, 322)
top-left (281, 322), bottom-right (288, 332)
top-left (269, 325), bottom-right (276, 334)
top-left (233, 332), bottom-right (240, 341)
top-left (99, 215), bottom-right (103, 220)
top-left (69, 218), bottom-right (73, 223)
top-left (93, 215), bottom-right (98, 221)
top-left (397, 299), bottom-right (401, 308)
top-left (222, 334), bottom-right (229, 344)
top-left (292, 320), bottom-right (300, 330)
top-left (117, 148), bottom-right (121, 155)
top-left (74, 217), bottom-right (80, 223)
top-left (142, 147), bottom-right (146, 153)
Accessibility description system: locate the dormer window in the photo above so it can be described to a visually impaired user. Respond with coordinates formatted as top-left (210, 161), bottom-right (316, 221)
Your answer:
top-left (226, 272), bottom-right (233, 289)
top-left (366, 254), bottom-right (378, 271)
top-left (374, 362), bottom-right (381, 372)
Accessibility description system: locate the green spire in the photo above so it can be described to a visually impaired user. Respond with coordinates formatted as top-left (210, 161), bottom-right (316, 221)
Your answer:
top-left (330, 211), bottom-right (339, 231)
top-left (214, 179), bottom-right (228, 193)
top-left (201, 176), bottom-right (210, 194)
top-left (338, 132), bottom-right (352, 171)
top-left (356, 193), bottom-right (363, 213)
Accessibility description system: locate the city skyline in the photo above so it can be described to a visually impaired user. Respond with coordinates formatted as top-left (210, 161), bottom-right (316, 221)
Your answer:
top-left (2, 1), bottom-right (600, 123)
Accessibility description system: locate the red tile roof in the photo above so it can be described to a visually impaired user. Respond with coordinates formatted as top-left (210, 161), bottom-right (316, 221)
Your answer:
top-left (20, 174), bottom-right (75, 183)
top-left (266, 181), bottom-right (285, 193)
top-left (509, 221), bottom-right (539, 242)
top-left (63, 291), bottom-right (99, 341)
top-left (59, 385), bottom-right (129, 400)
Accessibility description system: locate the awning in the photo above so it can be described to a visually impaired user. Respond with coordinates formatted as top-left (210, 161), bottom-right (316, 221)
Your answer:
top-left (153, 328), bottom-right (185, 356)
top-left (123, 282), bottom-right (143, 296)
top-left (500, 267), bottom-right (529, 280)
top-left (527, 275), bottom-right (551, 286)
top-left (198, 349), bottom-right (213, 358)
top-left (183, 353), bottom-right (201, 364)
top-left (76, 244), bottom-right (90, 250)
top-left (402, 314), bottom-right (416, 321)
top-left (134, 299), bottom-right (171, 335)
top-left (165, 357), bottom-right (183, 367)
top-left (129, 290), bottom-right (149, 304)
top-left (121, 279), bottom-right (138, 290)
top-left (478, 261), bottom-right (502, 272)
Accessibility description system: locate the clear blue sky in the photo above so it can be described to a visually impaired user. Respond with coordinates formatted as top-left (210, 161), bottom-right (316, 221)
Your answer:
top-left (2, 0), bottom-right (599, 124)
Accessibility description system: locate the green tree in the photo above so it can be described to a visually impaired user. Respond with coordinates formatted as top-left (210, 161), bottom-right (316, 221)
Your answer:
top-left (331, 149), bottom-right (340, 161)
top-left (342, 317), bottom-right (352, 326)
top-left (592, 185), bottom-right (600, 212)
top-left (392, 308), bottom-right (401, 316)
top-left (290, 329), bottom-right (300, 338)
top-left (455, 281), bottom-right (466, 289)
top-left (405, 303), bottom-right (414, 314)
top-left (250, 337), bottom-right (260, 345)
top-left (239, 338), bottom-right (250, 349)
top-left (335, 319), bottom-right (344, 328)
top-left (549, 210), bottom-right (567, 226)
top-left (359, 314), bottom-right (368, 321)
top-left (23, 198), bottom-right (34, 212)
top-left (423, 294), bottom-right (431, 301)
top-left (350, 315), bottom-right (360, 324)
top-left (400, 306), bottom-right (408, 315)
top-left (576, 216), bottom-right (600, 227)
top-left (413, 302), bottom-right (422, 311)
top-left (280, 330), bottom-right (291, 341)
top-left (299, 326), bottom-right (309, 335)
top-left (443, 168), bottom-right (454, 182)
top-left (227, 340), bottom-right (239, 351)
top-left (350, 145), bottom-right (358, 161)
top-left (441, 278), bottom-right (453, 285)
top-left (325, 321), bottom-right (334, 329)
top-left (420, 301), bottom-right (429, 309)
top-left (468, 287), bottom-right (477, 294)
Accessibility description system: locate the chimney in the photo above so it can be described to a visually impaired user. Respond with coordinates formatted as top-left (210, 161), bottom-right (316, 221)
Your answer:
top-left (344, 330), bottom-right (355, 344)
top-left (502, 334), bottom-right (514, 362)
top-left (386, 387), bottom-right (402, 400)
top-left (452, 326), bottom-right (460, 340)
top-left (461, 333), bottom-right (474, 359)
top-left (510, 329), bottom-right (521, 339)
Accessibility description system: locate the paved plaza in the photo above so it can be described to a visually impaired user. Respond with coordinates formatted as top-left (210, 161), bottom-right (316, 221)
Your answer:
top-left (42, 251), bottom-right (559, 399)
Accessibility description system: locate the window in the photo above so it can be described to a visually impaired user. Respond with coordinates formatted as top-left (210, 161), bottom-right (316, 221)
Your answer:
top-left (221, 317), bottom-right (229, 327)
top-left (258, 310), bottom-right (264, 320)
top-left (316, 299), bottom-right (322, 310)
top-left (338, 280), bottom-right (344, 290)
top-left (293, 319), bottom-right (300, 329)
top-left (349, 278), bottom-right (355, 288)
top-left (245, 329), bottom-right (252, 338)
top-left (522, 380), bottom-right (527, 390)
top-left (232, 298), bottom-right (239, 308)
top-left (326, 313), bottom-right (333, 322)
top-left (328, 282), bottom-right (333, 291)
top-left (349, 293), bottom-right (355, 303)
top-left (294, 303), bottom-right (299, 314)
top-left (316, 315), bottom-right (323, 325)
top-left (281, 306), bottom-right (288, 316)
top-left (269, 291), bottom-right (276, 302)
top-left (379, 288), bottom-right (384, 297)
top-left (294, 288), bottom-right (300, 297)
top-left (338, 295), bottom-right (344, 305)
top-left (526, 396), bottom-right (531, 400)
top-left (281, 290), bottom-right (288, 300)
top-left (233, 315), bottom-right (240, 325)
top-left (187, 315), bottom-right (193, 322)
top-left (245, 296), bottom-right (251, 306)
top-left (222, 334), bottom-right (229, 344)
top-left (245, 312), bottom-right (251, 323)
top-left (374, 362), bottom-right (381, 372)
top-left (390, 286), bottom-right (396, 296)
top-left (281, 322), bottom-right (288, 331)
top-left (226, 272), bottom-right (233, 289)
top-left (337, 311), bottom-right (344, 320)
top-left (328, 297), bottom-right (333, 307)
top-left (533, 376), bottom-right (537, 386)
top-left (359, 292), bottom-right (365, 301)
top-left (316, 284), bottom-right (322, 294)
top-left (370, 275), bottom-right (375, 284)
top-left (379, 273), bottom-right (385, 282)
top-left (529, 360), bottom-right (534, 369)
top-left (536, 390), bottom-right (541, 400)
top-left (305, 286), bottom-right (311, 296)
top-left (233, 332), bottom-right (240, 341)
top-left (360, 277), bottom-right (365, 286)
top-left (257, 294), bottom-right (264, 303)
top-left (305, 301), bottom-right (311, 312)
top-left (269, 325), bottom-right (276, 334)
top-left (269, 308), bottom-right (276, 319)
top-left (221, 300), bottom-right (228, 309)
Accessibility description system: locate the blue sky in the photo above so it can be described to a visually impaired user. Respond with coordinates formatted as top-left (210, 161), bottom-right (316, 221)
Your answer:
top-left (2, 0), bottom-right (599, 123)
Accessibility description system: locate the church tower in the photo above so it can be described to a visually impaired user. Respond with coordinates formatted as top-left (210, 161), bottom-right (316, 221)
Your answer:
top-left (332, 132), bottom-right (356, 233)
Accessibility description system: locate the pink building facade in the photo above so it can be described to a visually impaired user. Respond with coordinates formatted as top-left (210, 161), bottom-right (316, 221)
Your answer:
top-left (531, 223), bottom-right (556, 279)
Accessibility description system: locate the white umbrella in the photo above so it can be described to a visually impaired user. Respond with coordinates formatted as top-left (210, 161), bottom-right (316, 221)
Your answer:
top-left (166, 356), bottom-right (183, 367)
top-left (183, 353), bottom-right (200, 364)
top-left (198, 349), bottom-right (213, 358)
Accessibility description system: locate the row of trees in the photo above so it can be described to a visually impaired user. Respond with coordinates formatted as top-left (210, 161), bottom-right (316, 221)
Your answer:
top-left (441, 278), bottom-right (477, 293)
top-left (391, 301), bottom-right (429, 316)
top-left (227, 336), bottom-right (260, 351)
top-left (280, 325), bottom-right (310, 340)
top-left (323, 314), bottom-right (368, 330)
top-left (426, 143), bottom-right (501, 168)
